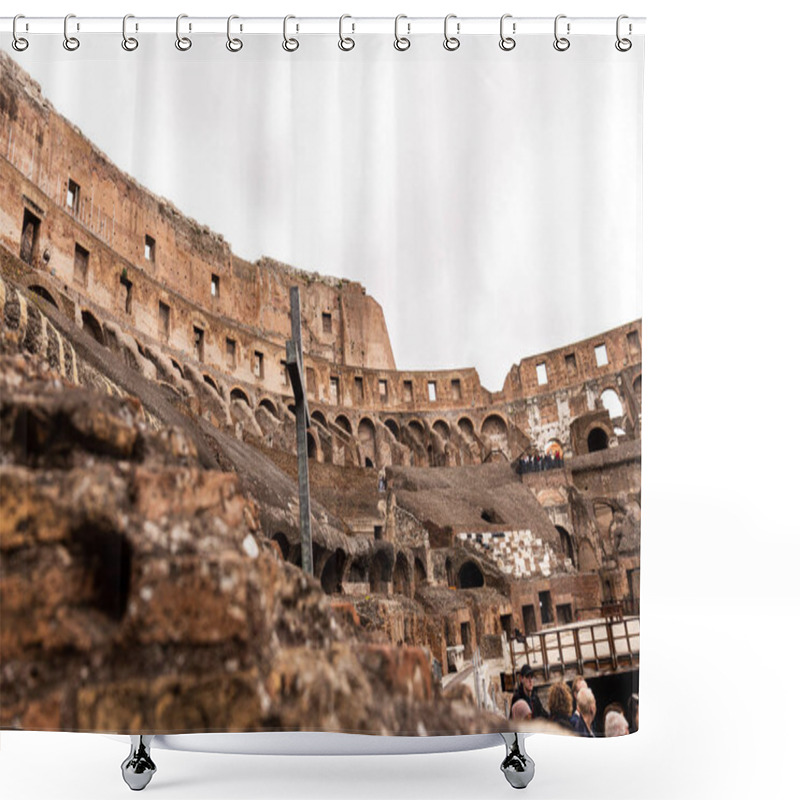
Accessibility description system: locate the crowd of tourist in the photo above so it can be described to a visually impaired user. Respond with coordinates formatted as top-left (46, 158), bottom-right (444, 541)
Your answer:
top-left (515, 452), bottom-right (564, 474)
top-left (509, 665), bottom-right (638, 737)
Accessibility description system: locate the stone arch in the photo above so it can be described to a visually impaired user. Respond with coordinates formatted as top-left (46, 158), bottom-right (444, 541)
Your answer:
top-left (230, 386), bottom-right (250, 406)
top-left (578, 539), bottom-right (599, 571)
top-left (311, 410), bottom-right (328, 428)
top-left (28, 284), bottom-right (59, 309)
top-left (432, 420), bottom-right (451, 440)
top-left (307, 431), bottom-right (320, 462)
top-left (407, 419), bottom-right (425, 440)
top-left (335, 414), bottom-right (353, 435)
top-left (383, 418), bottom-right (400, 440)
top-left (458, 417), bottom-right (475, 437)
top-left (203, 373), bottom-right (221, 395)
top-left (80, 309), bottom-right (105, 346)
top-left (369, 549), bottom-right (393, 592)
top-left (393, 552), bottom-right (413, 598)
top-left (600, 388), bottom-right (624, 419)
top-left (358, 417), bottom-right (377, 468)
top-left (545, 439), bottom-right (563, 458)
top-left (587, 427), bottom-right (609, 452)
top-left (259, 397), bottom-right (279, 418)
top-left (481, 414), bottom-right (509, 452)
top-left (555, 525), bottom-right (575, 563)
top-left (320, 548), bottom-right (346, 595)
top-left (170, 358), bottom-right (184, 378)
top-left (457, 560), bottom-right (485, 589)
top-left (347, 555), bottom-right (370, 585)
top-left (272, 532), bottom-right (290, 561)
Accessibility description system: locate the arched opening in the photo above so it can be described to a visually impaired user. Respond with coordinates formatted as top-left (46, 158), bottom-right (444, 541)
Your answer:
top-left (288, 404), bottom-right (296, 417)
top-left (600, 389), bottom-right (624, 419)
top-left (407, 420), bottom-right (425, 440)
top-left (414, 556), bottom-right (427, 590)
top-left (393, 552), bottom-right (413, 597)
top-left (555, 525), bottom-right (575, 563)
top-left (432, 420), bottom-right (451, 440)
top-left (445, 557), bottom-right (455, 588)
top-left (80, 310), bottom-right (105, 346)
top-left (587, 427), bottom-right (609, 452)
top-left (633, 375), bottom-right (642, 405)
top-left (272, 532), bottom-right (290, 560)
top-left (457, 560), bottom-right (485, 589)
top-left (259, 398), bottom-right (279, 418)
top-left (335, 414), bottom-right (353, 435)
top-left (311, 410), bottom-right (328, 428)
top-left (347, 556), bottom-right (369, 585)
top-left (369, 549), bottom-right (393, 592)
top-left (230, 387), bottom-right (250, 406)
top-left (203, 373), bottom-right (220, 393)
top-left (384, 418), bottom-right (399, 440)
top-left (307, 432), bottom-right (319, 461)
top-left (481, 414), bottom-right (509, 453)
top-left (458, 417), bottom-right (475, 437)
top-left (546, 440), bottom-right (563, 459)
top-left (29, 285), bottom-right (58, 308)
top-left (358, 417), bottom-right (377, 467)
top-left (320, 549), bottom-right (346, 595)
top-left (170, 359), bottom-right (184, 377)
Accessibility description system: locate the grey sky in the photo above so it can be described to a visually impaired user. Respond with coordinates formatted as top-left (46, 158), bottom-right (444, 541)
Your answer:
top-left (7, 33), bottom-right (642, 390)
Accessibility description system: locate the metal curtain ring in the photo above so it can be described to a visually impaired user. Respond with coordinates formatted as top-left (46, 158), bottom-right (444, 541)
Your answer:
top-left (283, 15), bottom-right (299, 52)
top-left (12, 15), bottom-right (29, 51)
top-left (226, 15), bottom-right (243, 52)
top-left (175, 14), bottom-right (192, 51)
top-left (443, 14), bottom-right (460, 51)
top-left (499, 13), bottom-right (516, 51)
top-left (63, 13), bottom-right (80, 51)
top-left (615, 14), bottom-right (632, 51)
top-left (122, 14), bottom-right (139, 51)
top-left (338, 14), bottom-right (355, 51)
top-left (394, 14), bottom-right (410, 51)
top-left (553, 14), bottom-right (570, 51)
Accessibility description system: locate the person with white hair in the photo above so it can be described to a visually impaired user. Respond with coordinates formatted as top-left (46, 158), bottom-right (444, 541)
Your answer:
top-left (572, 686), bottom-right (597, 737)
top-left (604, 710), bottom-right (629, 737)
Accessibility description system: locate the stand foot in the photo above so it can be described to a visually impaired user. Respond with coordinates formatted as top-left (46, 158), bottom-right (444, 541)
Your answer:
top-left (499, 733), bottom-right (535, 790)
top-left (121, 735), bottom-right (156, 791)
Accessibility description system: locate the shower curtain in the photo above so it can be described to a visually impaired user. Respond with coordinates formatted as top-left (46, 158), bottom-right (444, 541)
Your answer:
top-left (0, 17), bottom-right (643, 739)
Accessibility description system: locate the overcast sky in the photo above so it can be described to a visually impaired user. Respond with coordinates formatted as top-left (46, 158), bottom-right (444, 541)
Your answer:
top-left (6, 33), bottom-right (642, 390)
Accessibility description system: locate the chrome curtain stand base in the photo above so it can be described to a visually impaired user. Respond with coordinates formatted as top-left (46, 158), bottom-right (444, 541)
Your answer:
top-left (499, 733), bottom-right (535, 789)
top-left (121, 735), bottom-right (157, 791)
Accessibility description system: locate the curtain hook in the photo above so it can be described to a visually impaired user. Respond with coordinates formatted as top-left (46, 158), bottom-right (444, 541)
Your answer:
top-left (553, 14), bottom-right (570, 51)
top-left (175, 14), bottom-right (192, 51)
top-left (615, 15), bottom-right (632, 51)
top-left (122, 14), bottom-right (139, 51)
top-left (63, 13), bottom-right (80, 51)
top-left (226, 15), bottom-right (243, 52)
top-left (282, 15), bottom-right (299, 52)
top-left (338, 14), bottom-right (355, 51)
top-left (12, 14), bottom-right (29, 51)
top-left (443, 14), bottom-right (460, 51)
top-left (499, 14), bottom-right (516, 51)
top-left (394, 14), bottom-right (410, 51)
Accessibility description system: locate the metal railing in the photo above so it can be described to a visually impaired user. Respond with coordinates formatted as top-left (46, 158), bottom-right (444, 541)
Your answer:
top-left (509, 616), bottom-right (639, 682)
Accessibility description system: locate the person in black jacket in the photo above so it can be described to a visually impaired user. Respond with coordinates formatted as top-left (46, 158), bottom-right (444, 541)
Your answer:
top-left (509, 664), bottom-right (546, 719)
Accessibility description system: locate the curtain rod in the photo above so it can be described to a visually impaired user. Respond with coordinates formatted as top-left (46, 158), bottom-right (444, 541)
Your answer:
top-left (1, 16), bottom-right (646, 37)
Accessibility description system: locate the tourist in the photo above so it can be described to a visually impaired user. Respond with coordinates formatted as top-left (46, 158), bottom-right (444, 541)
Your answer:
top-left (604, 711), bottom-right (629, 737)
top-left (547, 682), bottom-right (574, 732)
top-left (509, 664), bottom-right (546, 720)
top-left (569, 676), bottom-right (587, 726)
top-left (510, 699), bottom-right (532, 721)
top-left (572, 686), bottom-right (597, 737)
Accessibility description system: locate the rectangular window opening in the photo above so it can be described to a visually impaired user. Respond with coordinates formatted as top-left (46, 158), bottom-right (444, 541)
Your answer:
top-left (500, 614), bottom-right (513, 640)
top-left (330, 376), bottom-right (340, 404)
top-left (122, 279), bottom-right (133, 314)
top-left (193, 326), bottom-right (205, 362)
top-left (536, 362), bottom-right (548, 385)
top-left (67, 179), bottom-right (80, 213)
top-left (322, 312), bottom-right (332, 333)
top-left (451, 378), bottom-right (462, 400)
top-left (211, 273), bottom-right (220, 298)
top-left (73, 243), bottom-right (89, 285)
top-left (20, 208), bottom-right (41, 266)
top-left (158, 301), bottom-right (170, 341)
top-left (539, 591), bottom-right (554, 626)
top-left (354, 376), bottom-right (364, 402)
top-left (403, 380), bottom-right (414, 403)
top-left (627, 330), bottom-right (641, 354)
top-left (427, 381), bottom-right (437, 402)
top-left (254, 350), bottom-right (264, 379)
top-left (565, 353), bottom-right (577, 375)
top-left (522, 604), bottom-right (537, 636)
top-left (226, 337), bottom-right (236, 369)
top-left (144, 234), bottom-right (156, 263)
top-left (594, 343), bottom-right (608, 367)
top-left (556, 603), bottom-right (573, 626)
top-left (378, 379), bottom-right (388, 402)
